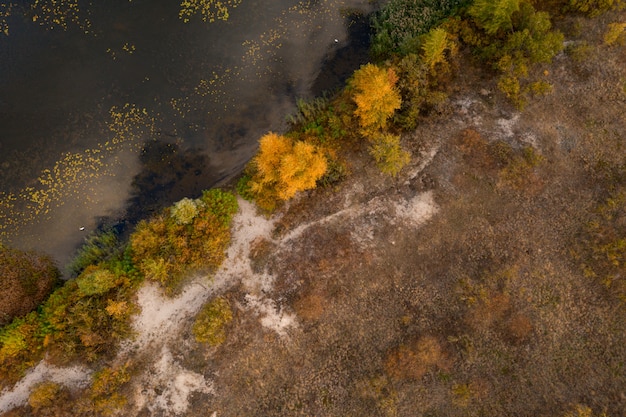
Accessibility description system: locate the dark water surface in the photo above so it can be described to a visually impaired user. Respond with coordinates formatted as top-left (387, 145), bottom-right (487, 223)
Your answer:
top-left (0, 0), bottom-right (373, 267)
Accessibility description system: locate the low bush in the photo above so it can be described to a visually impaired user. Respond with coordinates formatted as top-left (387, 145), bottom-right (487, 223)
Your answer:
top-left (193, 296), bottom-right (233, 346)
top-left (82, 363), bottom-right (132, 416)
top-left (368, 132), bottom-right (411, 177)
top-left (66, 229), bottom-right (120, 278)
top-left (28, 381), bottom-right (61, 412)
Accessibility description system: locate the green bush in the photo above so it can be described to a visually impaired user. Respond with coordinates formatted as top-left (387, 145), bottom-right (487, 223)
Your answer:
top-left (567, 0), bottom-right (624, 17)
top-left (28, 381), bottom-right (61, 411)
top-left (369, 133), bottom-right (411, 177)
top-left (193, 297), bottom-right (233, 346)
top-left (39, 263), bottom-right (138, 363)
top-left (83, 363), bottom-right (132, 416)
top-left (0, 312), bottom-right (43, 385)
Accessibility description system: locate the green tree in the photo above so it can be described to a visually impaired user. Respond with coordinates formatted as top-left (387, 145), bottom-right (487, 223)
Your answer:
top-left (369, 133), bottom-right (411, 177)
top-left (421, 27), bottom-right (458, 73)
top-left (469, 0), bottom-right (521, 35)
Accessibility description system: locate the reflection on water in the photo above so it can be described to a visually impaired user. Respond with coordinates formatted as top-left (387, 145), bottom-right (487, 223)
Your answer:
top-left (0, 0), bottom-right (373, 266)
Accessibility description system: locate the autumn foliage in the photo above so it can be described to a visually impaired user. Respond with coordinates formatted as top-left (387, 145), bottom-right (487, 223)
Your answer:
top-left (0, 246), bottom-right (59, 326)
top-left (130, 189), bottom-right (238, 293)
top-left (248, 132), bottom-right (327, 210)
top-left (350, 63), bottom-right (402, 136)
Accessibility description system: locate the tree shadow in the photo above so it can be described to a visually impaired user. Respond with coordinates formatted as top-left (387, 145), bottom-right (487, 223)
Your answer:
top-left (124, 139), bottom-right (219, 225)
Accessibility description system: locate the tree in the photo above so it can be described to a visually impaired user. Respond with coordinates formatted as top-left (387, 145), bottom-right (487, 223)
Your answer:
top-left (0, 245), bottom-right (59, 326)
top-left (249, 133), bottom-right (328, 209)
top-left (469, 0), bottom-right (521, 35)
top-left (350, 64), bottom-right (402, 135)
top-left (421, 27), bottom-right (458, 73)
top-left (278, 141), bottom-right (328, 200)
top-left (369, 133), bottom-right (411, 177)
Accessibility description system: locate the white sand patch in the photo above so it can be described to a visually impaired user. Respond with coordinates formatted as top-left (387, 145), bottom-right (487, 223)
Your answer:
top-left (243, 294), bottom-right (297, 337)
top-left (281, 192), bottom-right (437, 248)
top-left (395, 191), bottom-right (439, 227)
top-left (134, 346), bottom-right (213, 416)
top-left (223, 199), bottom-right (277, 293)
top-left (496, 113), bottom-right (520, 139)
top-left (121, 280), bottom-right (213, 354)
top-left (0, 362), bottom-right (90, 413)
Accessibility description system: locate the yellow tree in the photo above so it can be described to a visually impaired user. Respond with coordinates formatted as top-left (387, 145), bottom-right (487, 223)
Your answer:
top-left (421, 27), bottom-right (458, 74)
top-left (250, 132), bottom-right (328, 208)
top-left (278, 141), bottom-right (327, 200)
top-left (350, 63), bottom-right (402, 135)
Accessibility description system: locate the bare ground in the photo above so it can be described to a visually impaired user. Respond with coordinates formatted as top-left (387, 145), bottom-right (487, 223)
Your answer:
top-left (180, 12), bottom-right (626, 417)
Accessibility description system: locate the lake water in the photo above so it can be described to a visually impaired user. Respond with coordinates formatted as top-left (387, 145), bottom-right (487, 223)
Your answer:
top-left (0, 0), bottom-right (373, 267)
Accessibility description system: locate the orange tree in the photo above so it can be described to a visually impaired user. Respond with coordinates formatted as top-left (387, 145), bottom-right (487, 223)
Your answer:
top-left (248, 132), bottom-right (328, 211)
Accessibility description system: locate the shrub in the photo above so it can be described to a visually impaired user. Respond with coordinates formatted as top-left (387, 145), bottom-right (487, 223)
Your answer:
top-left (0, 312), bottom-right (43, 384)
top-left (76, 265), bottom-right (121, 297)
top-left (0, 245), bottom-right (60, 326)
top-left (578, 192), bottom-right (626, 303)
top-left (84, 363), bottom-right (131, 416)
top-left (604, 22), bottom-right (626, 45)
top-left (566, 0), bottom-right (624, 17)
top-left (28, 381), bottom-right (61, 411)
top-left (193, 297), bottom-right (233, 346)
top-left (497, 145), bottom-right (544, 190)
top-left (66, 229), bottom-right (120, 278)
top-left (369, 133), bottom-right (411, 177)
top-left (38, 262), bottom-right (139, 363)
top-left (385, 336), bottom-right (448, 380)
top-left (170, 197), bottom-right (201, 225)
top-left (350, 63), bottom-right (402, 135)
